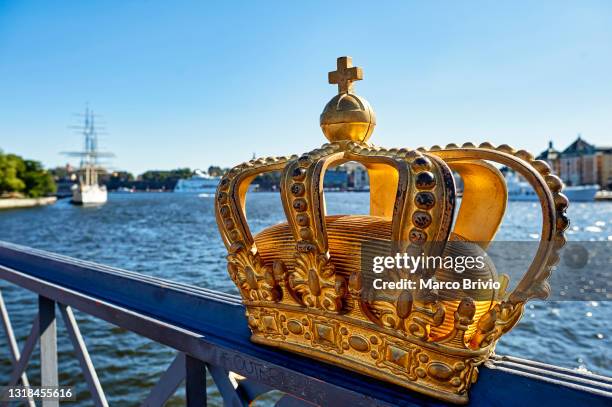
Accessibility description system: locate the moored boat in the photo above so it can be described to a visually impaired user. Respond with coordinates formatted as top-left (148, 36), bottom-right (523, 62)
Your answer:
top-left (71, 183), bottom-right (107, 205)
top-left (506, 171), bottom-right (599, 202)
top-left (174, 170), bottom-right (220, 194)
top-left (63, 108), bottom-right (114, 205)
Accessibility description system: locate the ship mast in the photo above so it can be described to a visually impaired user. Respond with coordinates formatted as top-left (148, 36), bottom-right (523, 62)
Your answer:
top-left (62, 107), bottom-right (114, 186)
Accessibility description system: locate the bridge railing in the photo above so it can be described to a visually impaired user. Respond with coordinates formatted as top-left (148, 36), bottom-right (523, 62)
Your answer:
top-left (0, 240), bottom-right (610, 407)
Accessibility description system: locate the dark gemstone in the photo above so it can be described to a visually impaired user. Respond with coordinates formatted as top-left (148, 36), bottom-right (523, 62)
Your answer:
top-left (223, 217), bottom-right (235, 229)
top-left (415, 172), bottom-right (436, 190)
top-left (409, 228), bottom-right (427, 245)
top-left (411, 157), bottom-right (431, 170)
top-left (291, 183), bottom-right (305, 196)
top-left (557, 213), bottom-right (569, 231)
top-left (415, 192), bottom-right (435, 209)
top-left (412, 211), bottom-right (432, 228)
top-left (292, 167), bottom-right (306, 180)
top-left (220, 205), bottom-right (230, 218)
top-left (296, 214), bottom-right (310, 226)
top-left (293, 198), bottom-right (307, 212)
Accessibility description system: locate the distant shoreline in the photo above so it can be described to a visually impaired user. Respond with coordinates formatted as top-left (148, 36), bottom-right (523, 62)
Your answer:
top-left (0, 197), bottom-right (57, 210)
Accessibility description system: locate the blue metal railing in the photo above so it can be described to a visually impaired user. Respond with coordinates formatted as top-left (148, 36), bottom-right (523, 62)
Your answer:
top-left (0, 240), bottom-right (610, 406)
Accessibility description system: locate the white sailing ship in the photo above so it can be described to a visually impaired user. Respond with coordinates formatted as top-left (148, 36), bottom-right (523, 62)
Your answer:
top-left (63, 108), bottom-right (113, 205)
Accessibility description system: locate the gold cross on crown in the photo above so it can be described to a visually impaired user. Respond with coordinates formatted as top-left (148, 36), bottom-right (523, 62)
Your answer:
top-left (328, 56), bottom-right (363, 94)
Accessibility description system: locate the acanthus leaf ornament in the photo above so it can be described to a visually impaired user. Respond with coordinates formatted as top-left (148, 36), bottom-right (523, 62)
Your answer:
top-left (288, 251), bottom-right (345, 312)
top-left (227, 243), bottom-right (282, 303)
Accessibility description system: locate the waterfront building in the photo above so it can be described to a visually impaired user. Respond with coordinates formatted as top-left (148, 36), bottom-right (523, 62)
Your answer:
top-left (596, 146), bottom-right (612, 190)
top-left (343, 161), bottom-right (369, 190)
top-left (538, 136), bottom-right (612, 189)
top-left (536, 141), bottom-right (561, 175)
top-left (559, 136), bottom-right (598, 186)
top-left (553, 135), bottom-right (612, 188)
top-left (352, 164), bottom-right (369, 190)
top-left (322, 167), bottom-right (348, 189)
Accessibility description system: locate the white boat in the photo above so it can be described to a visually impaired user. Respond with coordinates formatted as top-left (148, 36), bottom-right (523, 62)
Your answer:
top-left (113, 187), bottom-right (135, 194)
top-left (174, 170), bottom-right (220, 194)
top-left (63, 108), bottom-right (114, 205)
top-left (506, 172), bottom-right (599, 202)
top-left (71, 183), bottom-right (108, 205)
top-left (563, 185), bottom-right (600, 201)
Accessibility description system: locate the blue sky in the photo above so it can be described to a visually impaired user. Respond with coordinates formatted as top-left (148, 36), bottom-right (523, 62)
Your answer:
top-left (0, 1), bottom-right (611, 175)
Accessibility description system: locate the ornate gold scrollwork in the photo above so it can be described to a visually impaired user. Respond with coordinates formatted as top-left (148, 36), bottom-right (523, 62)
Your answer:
top-left (281, 144), bottom-right (347, 312)
top-left (216, 155), bottom-right (295, 304)
top-left (427, 142), bottom-right (569, 348)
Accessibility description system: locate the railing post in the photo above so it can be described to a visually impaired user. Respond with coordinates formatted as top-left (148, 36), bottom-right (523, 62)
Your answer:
top-left (39, 296), bottom-right (58, 407)
top-left (185, 355), bottom-right (207, 406)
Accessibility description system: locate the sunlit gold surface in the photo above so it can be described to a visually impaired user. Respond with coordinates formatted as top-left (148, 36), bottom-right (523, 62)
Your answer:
top-left (255, 215), bottom-right (392, 274)
top-left (320, 57), bottom-right (376, 143)
top-left (447, 160), bottom-right (507, 246)
top-left (215, 57), bottom-right (569, 404)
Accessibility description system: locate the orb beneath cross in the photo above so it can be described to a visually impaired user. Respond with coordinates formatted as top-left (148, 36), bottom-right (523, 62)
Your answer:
top-left (320, 56), bottom-right (376, 143)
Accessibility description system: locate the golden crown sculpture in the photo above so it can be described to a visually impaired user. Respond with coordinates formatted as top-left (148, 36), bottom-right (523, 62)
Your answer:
top-left (215, 56), bottom-right (569, 404)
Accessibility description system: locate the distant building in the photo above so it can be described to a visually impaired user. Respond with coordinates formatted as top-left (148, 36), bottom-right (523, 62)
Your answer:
top-left (343, 162), bottom-right (369, 191)
top-left (536, 141), bottom-right (561, 175)
top-left (352, 165), bottom-right (369, 190)
top-left (323, 167), bottom-right (348, 189)
top-left (596, 146), bottom-right (612, 190)
top-left (539, 135), bottom-right (612, 189)
top-left (559, 136), bottom-right (598, 186)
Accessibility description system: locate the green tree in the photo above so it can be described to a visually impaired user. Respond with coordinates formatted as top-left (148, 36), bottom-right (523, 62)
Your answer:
top-left (0, 151), bottom-right (26, 194)
top-left (20, 160), bottom-right (57, 197)
top-left (0, 150), bottom-right (56, 197)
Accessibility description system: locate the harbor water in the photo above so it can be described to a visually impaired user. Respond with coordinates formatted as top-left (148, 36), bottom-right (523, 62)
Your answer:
top-left (0, 192), bottom-right (610, 405)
